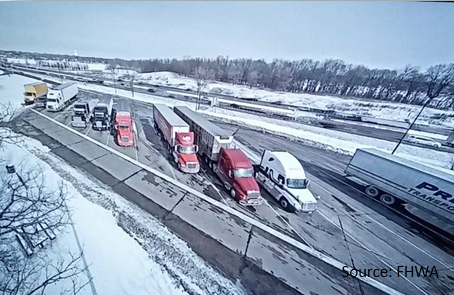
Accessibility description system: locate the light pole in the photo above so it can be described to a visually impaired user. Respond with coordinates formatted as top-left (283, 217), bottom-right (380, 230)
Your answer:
top-left (392, 97), bottom-right (433, 154)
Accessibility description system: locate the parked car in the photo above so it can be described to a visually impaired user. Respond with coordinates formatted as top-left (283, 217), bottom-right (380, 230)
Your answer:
top-left (406, 135), bottom-right (442, 148)
top-left (147, 88), bottom-right (155, 93)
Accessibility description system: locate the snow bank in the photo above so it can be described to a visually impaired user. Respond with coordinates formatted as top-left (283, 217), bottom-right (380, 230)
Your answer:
top-left (7, 57), bottom-right (37, 65)
top-left (0, 74), bottom-right (41, 109)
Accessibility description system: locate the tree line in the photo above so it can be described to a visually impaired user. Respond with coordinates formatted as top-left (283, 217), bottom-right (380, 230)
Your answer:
top-left (108, 57), bottom-right (454, 110)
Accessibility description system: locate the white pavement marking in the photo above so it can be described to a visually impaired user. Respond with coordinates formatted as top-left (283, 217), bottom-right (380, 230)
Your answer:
top-left (264, 201), bottom-right (314, 250)
top-left (210, 182), bottom-right (229, 206)
top-left (311, 176), bottom-right (454, 271)
top-left (85, 127), bottom-right (91, 136)
top-left (168, 163), bottom-right (177, 180)
top-left (316, 210), bottom-right (429, 295)
top-left (105, 133), bottom-right (110, 146)
top-left (30, 108), bottom-right (405, 295)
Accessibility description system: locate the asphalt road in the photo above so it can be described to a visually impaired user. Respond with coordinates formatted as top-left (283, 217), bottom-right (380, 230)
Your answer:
top-left (13, 87), bottom-right (453, 294)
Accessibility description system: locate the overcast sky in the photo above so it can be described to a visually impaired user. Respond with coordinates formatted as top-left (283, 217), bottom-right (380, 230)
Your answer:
top-left (1, 1), bottom-right (453, 69)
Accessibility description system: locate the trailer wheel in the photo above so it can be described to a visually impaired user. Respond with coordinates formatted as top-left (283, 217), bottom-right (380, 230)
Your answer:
top-left (365, 185), bottom-right (380, 198)
top-left (279, 197), bottom-right (289, 210)
top-left (380, 194), bottom-right (396, 206)
top-left (208, 161), bottom-right (213, 169)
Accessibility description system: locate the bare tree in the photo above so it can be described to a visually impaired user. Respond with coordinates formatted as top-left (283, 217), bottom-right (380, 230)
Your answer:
top-left (0, 146), bottom-right (90, 294)
top-left (424, 64), bottom-right (454, 100)
top-left (194, 66), bottom-right (214, 110)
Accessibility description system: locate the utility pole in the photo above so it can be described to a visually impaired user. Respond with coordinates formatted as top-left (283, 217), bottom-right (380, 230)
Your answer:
top-left (392, 97), bottom-right (433, 154)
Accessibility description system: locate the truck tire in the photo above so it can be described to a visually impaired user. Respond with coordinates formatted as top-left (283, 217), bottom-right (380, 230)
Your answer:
top-left (279, 197), bottom-right (289, 211)
top-left (380, 194), bottom-right (396, 206)
top-left (365, 185), bottom-right (380, 198)
top-left (230, 188), bottom-right (237, 200)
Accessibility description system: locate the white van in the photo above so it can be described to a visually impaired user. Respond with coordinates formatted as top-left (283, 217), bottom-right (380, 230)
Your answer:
top-left (256, 150), bottom-right (319, 213)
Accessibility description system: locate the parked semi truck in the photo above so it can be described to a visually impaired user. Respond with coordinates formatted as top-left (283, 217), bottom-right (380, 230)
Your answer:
top-left (71, 99), bottom-right (97, 128)
top-left (112, 100), bottom-right (134, 147)
top-left (23, 82), bottom-right (48, 104)
top-left (256, 150), bottom-right (319, 213)
top-left (174, 106), bottom-right (263, 206)
top-left (153, 104), bottom-right (199, 173)
top-left (46, 82), bottom-right (78, 112)
top-left (345, 148), bottom-right (454, 233)
top-left (92, 97), bottom-right (114, 131)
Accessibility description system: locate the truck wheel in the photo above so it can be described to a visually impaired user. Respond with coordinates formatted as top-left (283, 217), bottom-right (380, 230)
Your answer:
top-left (208, 161), bottom-right (213, 169)
top-left (380, 194), bottom-right (396, 206)
top-left (365, 186), bottom-right (380, 198)
top-left (230, 188), bottom-right (237, 200)
top-left (279, 197), bottom-right (289, 211)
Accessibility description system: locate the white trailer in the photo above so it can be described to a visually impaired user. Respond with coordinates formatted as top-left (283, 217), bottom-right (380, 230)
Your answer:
top-left (345, 148), bottom-right (454, 233)
top-left (256, 150), bottom-right (319, 213)
top-left (46, 82), bottom-right (78, 112)
top-left (153, 104), bottom-right (190, 147)
top-left (174, 106), bottom-right (234, 166)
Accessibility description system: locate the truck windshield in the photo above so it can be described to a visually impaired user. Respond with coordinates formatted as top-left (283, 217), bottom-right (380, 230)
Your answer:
top-left (178, 145), bottom-right (196, 154)
top-left (47, 98), bottom-right (57, 103)
top-left (233, 168), bottom-right (254, 178)
top-left (118, 124), bottom-right (130, 130)
top-left (287, 178), bottom-right (308, 189)
top-left (24, 92), bottom-right (34, 96)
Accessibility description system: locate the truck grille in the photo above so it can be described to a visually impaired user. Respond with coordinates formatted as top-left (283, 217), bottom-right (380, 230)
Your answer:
top-left (302, 202), bottom-right (317, 211)
top-left (121, 136), bottom-right (130, 142)
top-left (247, 191), bottom-right (260, 200)
top-left (187, 162), bottom-right (197, 169)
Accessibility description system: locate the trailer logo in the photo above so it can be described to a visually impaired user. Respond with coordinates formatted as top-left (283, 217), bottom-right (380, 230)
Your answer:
top-left (408, 182), bottom-right (454, 213)
top-left (182, 135), bottom-right (191, 142)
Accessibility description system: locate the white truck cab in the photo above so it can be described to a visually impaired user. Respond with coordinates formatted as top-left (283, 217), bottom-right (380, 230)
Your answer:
top-left (257, 150), bottom-right (319, 213)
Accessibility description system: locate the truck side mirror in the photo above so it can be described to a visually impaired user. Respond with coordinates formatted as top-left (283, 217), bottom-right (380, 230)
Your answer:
top-left (228, 170), bottom-right (233, 178)
top-left (174, 145), bottom-right (178, 152)
top-left (194, 146), bottom-right (198, 153)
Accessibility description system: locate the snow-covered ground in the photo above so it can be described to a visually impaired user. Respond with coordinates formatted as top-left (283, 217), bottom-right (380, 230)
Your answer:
top-left (0, 74), bottom-right (41, 110)
top-left (0, 136), bottom-right (187, 295)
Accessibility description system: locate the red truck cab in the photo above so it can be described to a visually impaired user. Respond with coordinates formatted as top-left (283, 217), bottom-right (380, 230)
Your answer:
top-left (114, 111), bottom-right (134, 147)
top-left (174, 132), bottom-right (199, 173)
top-left (215, 148), bottom-right (263, 206)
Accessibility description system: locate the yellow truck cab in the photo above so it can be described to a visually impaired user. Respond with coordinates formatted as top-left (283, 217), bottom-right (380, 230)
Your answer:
top-left (23, 82), bottom-right (48, 104)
